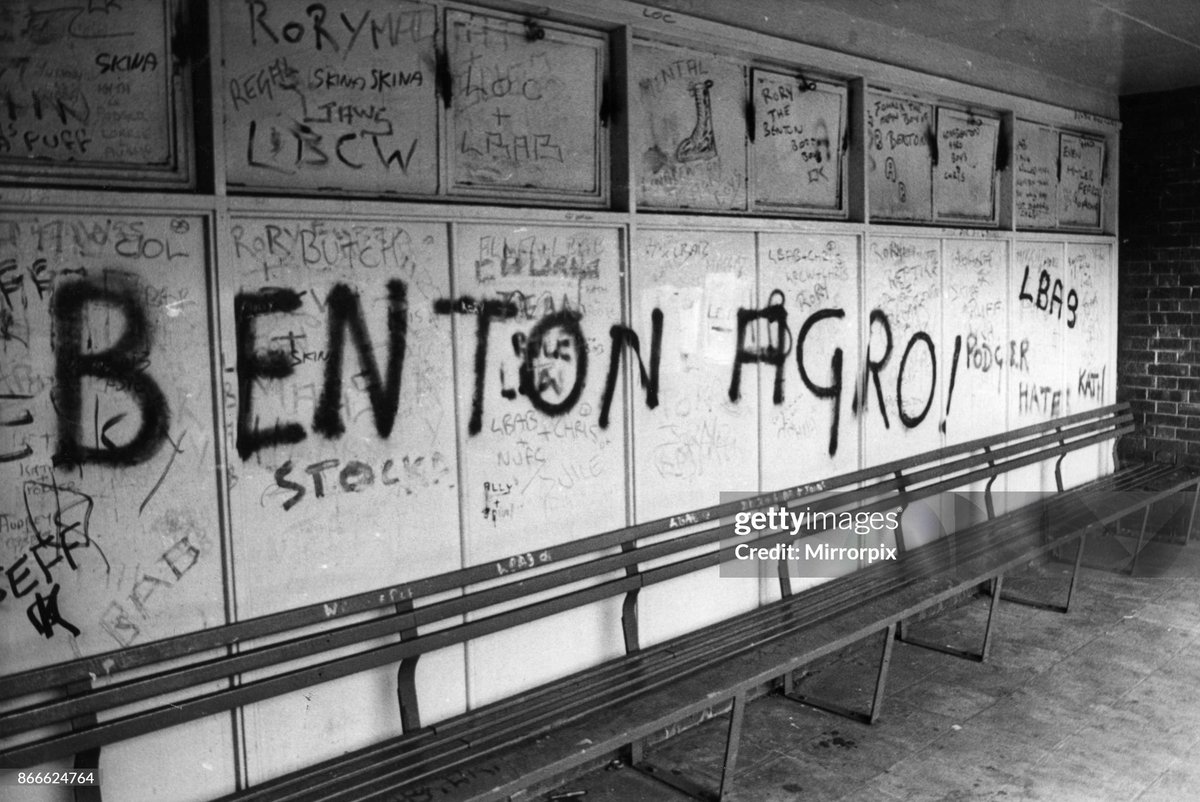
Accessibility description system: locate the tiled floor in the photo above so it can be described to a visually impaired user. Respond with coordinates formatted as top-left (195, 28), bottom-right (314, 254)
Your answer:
top-left (542, 536), bottom-right (1200, 801)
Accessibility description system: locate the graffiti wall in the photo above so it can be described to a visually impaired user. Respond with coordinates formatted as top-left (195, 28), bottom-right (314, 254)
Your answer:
top-left (0, 211), bottom-right (233, 800)
top-left (448, 222), bottom-right (627, 706)
top-left (0, 203), bottom-right (1116, 795)
top-left (631, 227), bottom-right (760, 643)
top-left (0, 3), bottom-right (1122, 800)
top-left (219, 213), bottom-right (462, 780)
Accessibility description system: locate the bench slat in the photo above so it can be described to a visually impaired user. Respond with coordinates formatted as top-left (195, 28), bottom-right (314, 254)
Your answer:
top-left (0, 414), bottom-right (1135, 742)
top-left (0, 405), bottom-right (1133, 701)
top-left (229, 461), bottom-right (1190, 802)
top-left (4, 402), bottom-right (1194, 799)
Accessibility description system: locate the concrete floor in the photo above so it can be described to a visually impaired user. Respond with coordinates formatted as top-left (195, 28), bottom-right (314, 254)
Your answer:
top-left (542, 535), bottom-right (1200, 801)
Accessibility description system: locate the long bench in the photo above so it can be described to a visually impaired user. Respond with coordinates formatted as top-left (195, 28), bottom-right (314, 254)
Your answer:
top-left (1, 402), bottom-right (1196, 801)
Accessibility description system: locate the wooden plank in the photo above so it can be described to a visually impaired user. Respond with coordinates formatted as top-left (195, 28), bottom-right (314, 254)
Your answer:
top-left (0, 406), bottom-right (1145, 766)
top-left (3, 401), bottom-right (1124, 698)
top-left (0, 406), bottom-right (1132, 717)
top-left (215, 458), bottom-right (1186, 801)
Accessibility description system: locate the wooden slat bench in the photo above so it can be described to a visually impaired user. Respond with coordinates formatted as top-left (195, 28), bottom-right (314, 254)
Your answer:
top-left (1, 402), bottom-right (1196, 802)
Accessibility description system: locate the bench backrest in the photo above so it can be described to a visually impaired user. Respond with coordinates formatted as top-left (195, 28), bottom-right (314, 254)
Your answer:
top-left (0, 403), bottom-right (1133, 768)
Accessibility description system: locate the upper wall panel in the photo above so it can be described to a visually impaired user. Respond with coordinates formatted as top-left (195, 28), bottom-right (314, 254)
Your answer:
top-left (0, 0), bottom-right (192, 188)
top-left (633, 42), bottom-right (749, 211)
top-left (221, 0), bottom-right (440, 195)
top-left (446, 10), bottom-right (608, 202)
top-left (3, 0), bottom-right (1121, 219)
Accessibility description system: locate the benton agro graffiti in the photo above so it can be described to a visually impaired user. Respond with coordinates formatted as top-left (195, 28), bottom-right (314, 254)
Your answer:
top-left (64, 283), bottom-right (987, 476)
top-left (6, 248), bottom-right (1084, 518)
top-left (24, 273), bottom-right (1055, 472)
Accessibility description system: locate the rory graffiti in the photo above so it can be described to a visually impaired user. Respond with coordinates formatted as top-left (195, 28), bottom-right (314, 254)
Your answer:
top-left (227, 0), bottom-right (437, 190)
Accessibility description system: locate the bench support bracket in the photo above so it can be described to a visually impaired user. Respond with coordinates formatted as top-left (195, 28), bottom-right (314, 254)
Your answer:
top-left (1187, 484), bottom-right (1200, 544)
top-left (896, 577), bottom-right (1003, 663)
top-left (69, 677), bottom-right (102, 802)
top-left (999, 532), bottom-right (1087, 614)
top-left (395, 600), bottom-right (421, 731)
top-left (1129, 505), bottom-right (1153, 576)
top-left (784, 623), bottom-right (896, 725)
top-left (628, 689), bottom-right (748, 801)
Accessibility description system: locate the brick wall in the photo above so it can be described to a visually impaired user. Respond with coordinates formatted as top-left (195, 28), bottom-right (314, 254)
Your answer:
top-left (1118, 87), bottom-right (1200, 465)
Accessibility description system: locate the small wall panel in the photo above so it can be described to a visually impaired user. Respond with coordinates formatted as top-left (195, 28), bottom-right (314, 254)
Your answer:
top-left (1058, 133), bottom-right (1105, 229)
top-left (1014, 120), bottom-right (1058, 229)
top-left (447, 10), bottom-right (607, 201)
top-left (634, 43), bottom-right (748, 210)
top-left (752, 71), bottom-right (846, 213)
top-left (867, 93), bottom-right (933, 221)
top-left (933, 108), bottom-right (998, 223)
top-left (0, 0), bottom-right (190, 186)
top-left (220, 0), bottom-right (439, 195)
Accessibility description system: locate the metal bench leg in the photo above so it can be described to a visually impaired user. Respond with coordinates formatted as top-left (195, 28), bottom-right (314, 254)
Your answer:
top-left (628, 690), bottom-right (749, 802)
top-left (1187, 486), bottom-right (1200, 545)
top-left (73, 746), bottom-right (102, 802)
top-left (718, 690), bottom-right (747, 801)
top-left (1130, 505), bottom-right (1152, 576)
top-left (395, 600), bottom-right (421, 731)
top-left (897, 578), bottom-right (1003, 663)
top-left (69, 678), bottom-right (102, 802)
top-left (622, 589), bottom-right (641, 653)
top-left (1063, 531), bottom-right (1087, 614)
top-left (999, 531), bottom-right (1087, 614)
top-left (785, 623), bottom-right (896, 724)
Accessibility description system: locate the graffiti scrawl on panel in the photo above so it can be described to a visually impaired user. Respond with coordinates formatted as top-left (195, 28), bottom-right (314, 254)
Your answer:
top-left (0, 213), bottom-right (221, 673)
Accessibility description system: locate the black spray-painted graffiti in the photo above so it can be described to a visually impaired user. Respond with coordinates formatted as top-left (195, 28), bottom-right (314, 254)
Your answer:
top-left (37, 276), bottom-right (1038, 472)
top-left (235, 280), bottom-right (407, 458)
top-left (269, 452), bottom-right (448, 511)
top-left (432, 297), bottom-right (598, 435)
top-left (1018, 261), bottom-right (1078, 328)
top-left (720, 293), bottom-right (959, 455)
top-left (436, 289), bottom-right (966, 458)
top-left (0, 478), bottom-right (97, 639)
top-left (51, 275), bottom-right (171, 468)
